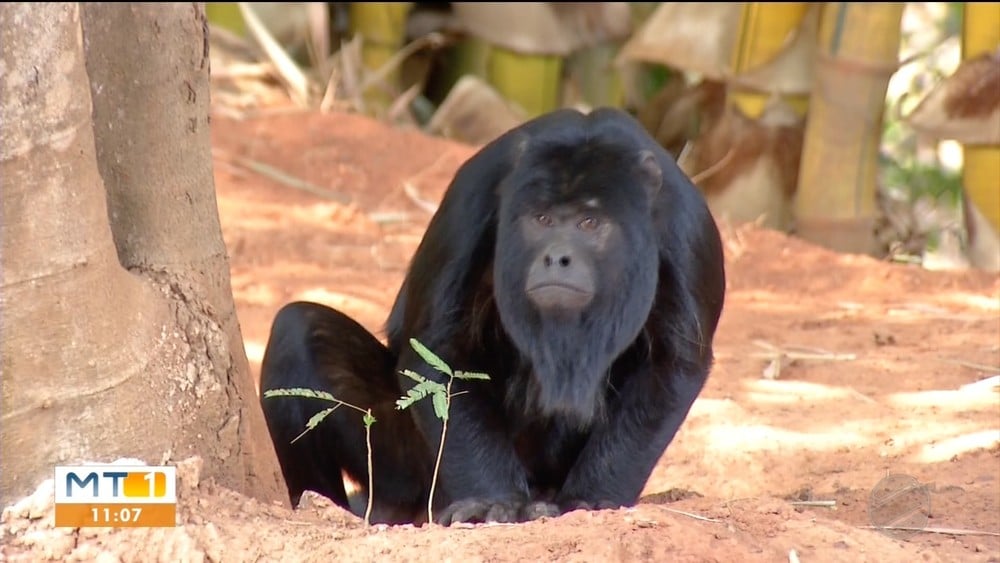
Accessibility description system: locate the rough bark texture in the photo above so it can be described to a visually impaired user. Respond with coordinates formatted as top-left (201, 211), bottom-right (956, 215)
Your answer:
top-left (80, 2), bottom-right (284, 504)
top-left (0, 3), bottom-right (284, 505)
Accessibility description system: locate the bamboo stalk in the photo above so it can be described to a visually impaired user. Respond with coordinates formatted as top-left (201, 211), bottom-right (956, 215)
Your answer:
top-left (205, 3), bottom-right (246, 36)
top-left (349, 2), bottom-right (412, 115)
top-left (488, 48), bottom-right (563, 118)
top-left (794, 2), bottom-right (905, 255)
top-left (729, 3), bottom-right (811, 119)
top-left (960, 3), bottom-right (1000, 234)
top-left (565, 43), bottom-right (624, 109)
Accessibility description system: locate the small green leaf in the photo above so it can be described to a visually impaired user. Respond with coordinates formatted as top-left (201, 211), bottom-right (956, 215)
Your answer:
top-left (290, 406), bottom-right (339, 443)
top-left (399, 398), bottom-right (418, 410)
top-left (409, 338), bottom-right (453, 376)
top-left (416, 379), bottom-right (447, 397)
top-left (396, 379), bottom-right (447, 410)
top-left (263, 387), bottom-right (339, 402)
top-left (362, 410), bottom-right (376, 427)
top-left (396, 387), bottom-right (429, 410)
top-left (396, 379), bottom-right (448, 409)
top-left (432, 392), bottom-right (449, 421)
top-left (454, 370), bottom-right (491, 381)
top-left (400, 369), bottom-right (427, 384)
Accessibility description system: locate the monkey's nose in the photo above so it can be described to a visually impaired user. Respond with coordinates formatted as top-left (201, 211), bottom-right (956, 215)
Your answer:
top-left (542, 246), bottom-right (573, 268)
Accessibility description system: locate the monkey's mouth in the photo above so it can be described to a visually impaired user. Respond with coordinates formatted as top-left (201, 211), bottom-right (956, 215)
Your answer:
top-left (526, 283), bottom-right (594, 310)
top-left (527, 282), bottom-right (589, 293)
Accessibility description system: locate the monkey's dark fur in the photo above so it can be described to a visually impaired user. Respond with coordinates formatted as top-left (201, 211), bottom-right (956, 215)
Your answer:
top-left (259, 107), bottom-right (726, 525)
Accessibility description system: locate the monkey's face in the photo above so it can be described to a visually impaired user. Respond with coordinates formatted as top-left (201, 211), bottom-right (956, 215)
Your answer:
top-left (518, 199), bottom-right (619, 314)
top-left (494, 141), bottom-right (660, 324)
top-left (489, 141), bottom-right (661, 423)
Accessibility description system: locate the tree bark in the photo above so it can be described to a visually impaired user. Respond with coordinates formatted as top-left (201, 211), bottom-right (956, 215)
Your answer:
top-left (0, 3), bottom-right (284, 506)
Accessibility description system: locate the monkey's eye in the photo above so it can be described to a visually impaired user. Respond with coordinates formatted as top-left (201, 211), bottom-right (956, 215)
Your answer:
top-left (577, 216), bottom-right (600, 231)
top-left (535, 214), bottom-right (554, 227)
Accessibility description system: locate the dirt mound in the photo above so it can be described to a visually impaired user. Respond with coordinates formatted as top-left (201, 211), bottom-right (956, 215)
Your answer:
top-left (1, 456), bottom-right (954, 562)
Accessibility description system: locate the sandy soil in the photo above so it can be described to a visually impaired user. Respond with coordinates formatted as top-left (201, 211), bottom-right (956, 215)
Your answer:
top-left (3, 109), bottom-right (998, 562)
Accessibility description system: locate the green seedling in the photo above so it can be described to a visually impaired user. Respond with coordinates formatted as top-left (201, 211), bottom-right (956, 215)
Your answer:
top-left (262, 387), bottom-right (377, 525)
top-left (395, 338), bottom-right (490, 524)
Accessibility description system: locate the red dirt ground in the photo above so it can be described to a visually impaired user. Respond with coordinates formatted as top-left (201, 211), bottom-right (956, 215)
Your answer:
top-left (3, 108), bottom-right (998, 562)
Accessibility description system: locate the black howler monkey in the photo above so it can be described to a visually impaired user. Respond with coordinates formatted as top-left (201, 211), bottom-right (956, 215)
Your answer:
top-left (260, 107), bottom-right (726, 525)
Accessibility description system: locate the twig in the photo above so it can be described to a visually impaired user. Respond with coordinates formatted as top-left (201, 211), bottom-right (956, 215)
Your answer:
top-left (337, 36), bottom-right (365, 113)
top-left (860, 525), bottom-right (1000, 537)
top-left (942, 358), bottom-right (1000, 373)
top-left (891, 32), bottom-right (961, 123)
top-left (363, 409), bottom-right (374, 526)
top-left (319, 58), bottom-right (342, 113)
top-left (305, 2), bottom-right (330, 72)
top-left (403, 182), bottom-right (439, 215)
top-left (358, 33), bottom-right (447, 96)
top-left (368, 211), bottom-right (415, 225)
top-left (690, 147), bottom-right (736, 185)
top-left (237, 2), bottom-right (311, 106)
top-left (754, 340), bottom-right (856, 379)
top-left (387, 82), bottom-right (425, 123)
top-left (210, 62), bottom-right (275, 80)
top-left (399, 151), bottom-right (457, 215)
top-left (789, 500), bottom-right (837, 508)
top-left (751, 351), bottom-right (857, 361)
top-left (752, 340), bottom-right (857, 361)
top-left (762, 357), bottom-right (783, 380)
top-left (426, 376), bottom-right (453, 525)
top-left (659, 506), bottom-right (723, 523)
top-left (849, 388), bottom-right (878, 404)
top-left (212, 148), bottom-right (351, 204)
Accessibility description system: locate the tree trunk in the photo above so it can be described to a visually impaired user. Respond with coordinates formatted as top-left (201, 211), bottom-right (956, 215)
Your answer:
top-left (0, 3), bottom-right (284, 506)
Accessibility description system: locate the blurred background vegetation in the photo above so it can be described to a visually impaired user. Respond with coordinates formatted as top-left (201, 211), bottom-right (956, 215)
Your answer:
top-left (204, 2), bottom-right (999, 272)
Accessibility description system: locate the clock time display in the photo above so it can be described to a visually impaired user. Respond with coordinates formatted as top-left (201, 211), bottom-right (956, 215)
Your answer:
top-left (55, 503), bottom-right (175, 527)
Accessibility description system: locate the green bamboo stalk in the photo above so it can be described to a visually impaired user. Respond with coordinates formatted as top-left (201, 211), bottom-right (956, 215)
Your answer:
top-left (488, 47), bottom-right (563, 118)
top-left (349, 2), bottom-right (412, 115)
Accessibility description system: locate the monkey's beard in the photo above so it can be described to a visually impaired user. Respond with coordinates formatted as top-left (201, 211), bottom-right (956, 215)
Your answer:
top-left (503, 306), bottom-right (642, 429)
top-left (494, 262), bottom-right (657, 429)
top-left (526, 315), bottom-right (611, 427)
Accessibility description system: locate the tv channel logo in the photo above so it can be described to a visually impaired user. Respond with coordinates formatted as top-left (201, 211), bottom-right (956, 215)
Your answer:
top-left (54, 465), bottom-right (176, 527)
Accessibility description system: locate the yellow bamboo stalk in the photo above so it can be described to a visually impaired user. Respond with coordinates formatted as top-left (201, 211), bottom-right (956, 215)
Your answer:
top-left (349, 2), bottom-right (412, 114)
top-left (961, 3), bottom-right (1000, 232)
top-left (487, 48), bottom-right (563, 118)
top-left (794, 2), bottom-right (905, 255)
top-left (205, 3), bottom-right (246, 36)
top-left (729, 3), bottom-right (811, 119)
top-left (965, 148), bottom-right (1000, 232)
